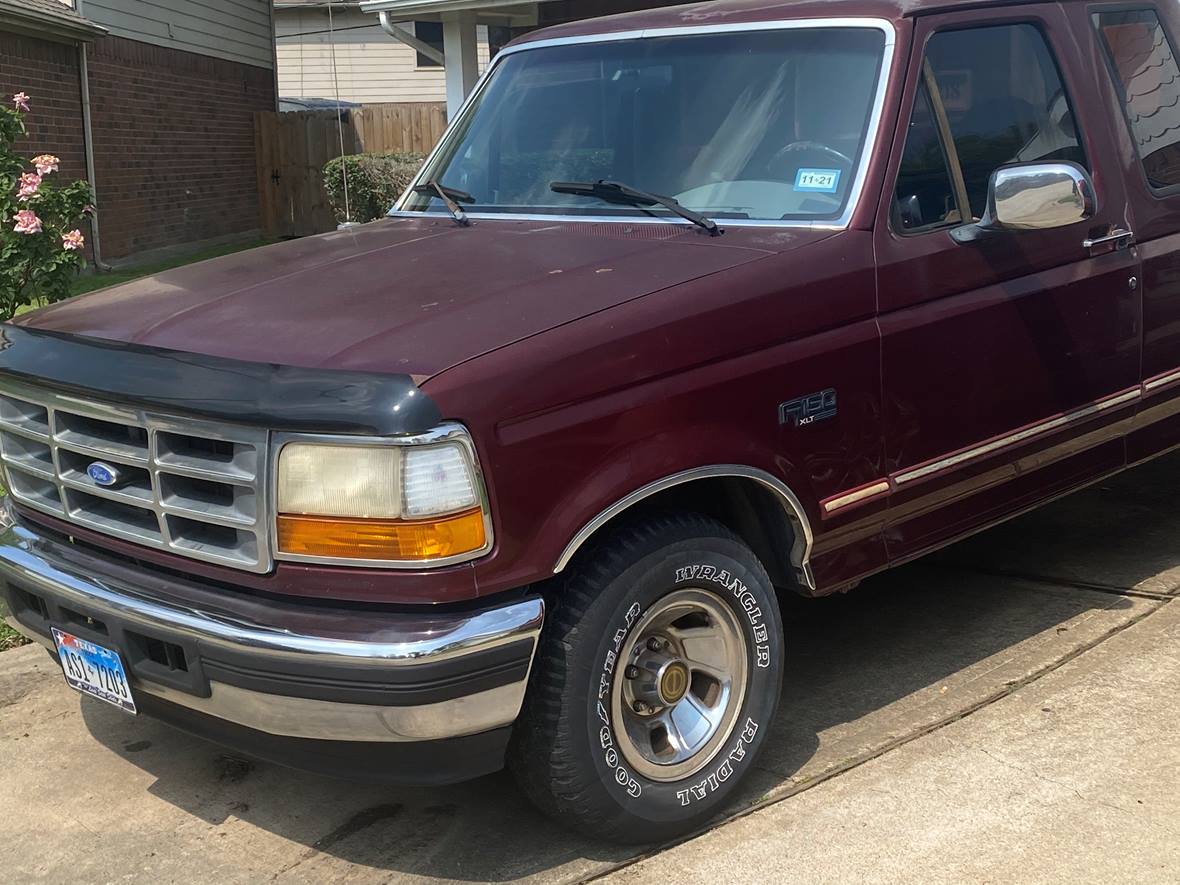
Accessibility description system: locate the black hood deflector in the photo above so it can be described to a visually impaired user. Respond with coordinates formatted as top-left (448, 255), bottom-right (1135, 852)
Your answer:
top-left (0, 325), bottom-right (441, 436)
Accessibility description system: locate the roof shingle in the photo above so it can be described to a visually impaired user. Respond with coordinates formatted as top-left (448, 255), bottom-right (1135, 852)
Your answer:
top-left (0, 0), bottom-right (106, 38)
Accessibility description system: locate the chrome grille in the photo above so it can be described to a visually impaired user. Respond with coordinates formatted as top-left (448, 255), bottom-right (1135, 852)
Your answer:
top-left (0, 381), bottom-right (271, 573)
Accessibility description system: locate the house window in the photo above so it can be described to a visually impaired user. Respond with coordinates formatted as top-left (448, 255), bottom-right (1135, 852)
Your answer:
top-left (1094, 9), bottom-right (1180, 192)
top-left (415, 21), bottom-right (444, 68)
top-left (488, 26), bottom-right (513, 59)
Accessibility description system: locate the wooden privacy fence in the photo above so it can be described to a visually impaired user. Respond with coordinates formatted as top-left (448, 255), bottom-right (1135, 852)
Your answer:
top-left (352, 102), bottom-right (448, 155)
top-left (255, 102), bottom-right (447, 239)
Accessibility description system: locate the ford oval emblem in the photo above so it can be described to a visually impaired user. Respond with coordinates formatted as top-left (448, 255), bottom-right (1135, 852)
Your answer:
top-left (86, 461), bottom-right (119, 487)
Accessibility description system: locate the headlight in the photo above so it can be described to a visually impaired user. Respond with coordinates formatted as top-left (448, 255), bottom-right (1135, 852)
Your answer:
top-left (274, 425), bottom-right (490, 566)
top-left (277, 444), bottom-right (403, 518)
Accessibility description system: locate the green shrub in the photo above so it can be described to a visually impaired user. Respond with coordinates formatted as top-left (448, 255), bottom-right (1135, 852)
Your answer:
top-left (323, 152), bottom-right (425, 224)
top-left (1, 91), bottom-right (93, 321)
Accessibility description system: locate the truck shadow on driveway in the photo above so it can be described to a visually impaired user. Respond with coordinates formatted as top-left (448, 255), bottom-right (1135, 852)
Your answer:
top-left (74, 456), bottom-right (1179, 884)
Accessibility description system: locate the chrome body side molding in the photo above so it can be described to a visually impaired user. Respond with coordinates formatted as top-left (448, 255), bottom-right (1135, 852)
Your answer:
top-left (892, 385), bottom-right (1142, 487)
top-left (821, 382), bottom-right (1152, 516)
top-left (1144, 367), bottom-right (1180, 392)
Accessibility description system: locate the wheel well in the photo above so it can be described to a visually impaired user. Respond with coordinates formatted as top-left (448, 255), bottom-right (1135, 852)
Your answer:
top-left (561, 475), bottom-right (813, 595)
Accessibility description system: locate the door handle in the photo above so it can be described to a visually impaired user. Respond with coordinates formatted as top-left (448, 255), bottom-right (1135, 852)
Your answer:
top-left (1083, 228), bottom-right (1134, 254)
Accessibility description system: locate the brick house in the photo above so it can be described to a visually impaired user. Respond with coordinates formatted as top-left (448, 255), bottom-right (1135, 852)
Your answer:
top-left (0, 0), bottom-right (277, 265)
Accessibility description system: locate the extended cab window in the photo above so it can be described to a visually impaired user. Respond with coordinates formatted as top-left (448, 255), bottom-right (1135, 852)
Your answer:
top-left (1094, 9), bottom-right (1180, 191)
top-left (895, 23), bottom-right (1087, 229)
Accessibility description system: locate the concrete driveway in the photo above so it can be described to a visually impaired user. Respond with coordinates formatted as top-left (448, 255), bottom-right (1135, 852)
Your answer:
top-left (2, 455), bottom-right (1178, 884)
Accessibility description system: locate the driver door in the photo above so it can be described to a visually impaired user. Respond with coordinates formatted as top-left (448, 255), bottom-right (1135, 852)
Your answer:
top-left (875, 4), bottom-right (1142, 559)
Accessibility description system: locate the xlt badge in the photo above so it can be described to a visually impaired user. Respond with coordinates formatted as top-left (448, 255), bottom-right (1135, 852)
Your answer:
top-left (779, 389), bottom-right (837, 427)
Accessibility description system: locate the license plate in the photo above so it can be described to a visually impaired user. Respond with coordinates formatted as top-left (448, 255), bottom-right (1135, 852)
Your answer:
top-left (52, 627), bottom-right (137, 714)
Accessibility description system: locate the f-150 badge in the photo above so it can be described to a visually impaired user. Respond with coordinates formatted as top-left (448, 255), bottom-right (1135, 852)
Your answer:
top-left (779, 389), bottom-right (837, 427)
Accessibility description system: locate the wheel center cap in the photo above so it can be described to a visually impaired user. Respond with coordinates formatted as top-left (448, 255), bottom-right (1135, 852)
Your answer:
top-left (657, 660), bottom-right (690, 705)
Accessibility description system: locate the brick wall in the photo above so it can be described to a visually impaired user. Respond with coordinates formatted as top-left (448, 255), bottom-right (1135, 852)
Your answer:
top-left (86, 36), bottom-right (275, 259)
top-left (0, 31), bottom-right (86, 183)
top-left (0, 30), bottom-right (92, 258)
top-left (1, 29), bottom-right (275, 263)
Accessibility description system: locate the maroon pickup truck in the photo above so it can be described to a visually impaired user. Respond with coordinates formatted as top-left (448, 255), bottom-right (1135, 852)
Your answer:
top-left (2, 0), bottom-right (1178, 843)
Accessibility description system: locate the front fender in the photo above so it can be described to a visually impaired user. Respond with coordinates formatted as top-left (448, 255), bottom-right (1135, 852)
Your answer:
top-left (550, 463), bottom-right (815, 588)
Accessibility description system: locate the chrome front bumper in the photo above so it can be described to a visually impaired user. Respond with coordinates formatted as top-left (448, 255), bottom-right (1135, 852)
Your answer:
top-left (0, 513), bottom-right (544, 745)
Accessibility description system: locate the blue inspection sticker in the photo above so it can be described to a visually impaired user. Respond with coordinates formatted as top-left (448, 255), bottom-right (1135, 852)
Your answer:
top-left (794, 168), bottom-right (842, 193)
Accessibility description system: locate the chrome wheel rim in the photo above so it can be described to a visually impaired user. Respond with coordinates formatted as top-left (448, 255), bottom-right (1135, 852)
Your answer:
top-left (611, 588), bottom-right (749, 782)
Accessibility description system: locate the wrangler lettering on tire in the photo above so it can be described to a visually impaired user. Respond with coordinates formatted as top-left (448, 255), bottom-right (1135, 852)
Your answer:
top-left (510, 513), bottom-right (784, 842)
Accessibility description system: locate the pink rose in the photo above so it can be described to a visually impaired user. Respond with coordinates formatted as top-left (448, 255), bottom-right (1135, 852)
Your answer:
top-left (13, 209), bottom-right (42, 235)
top-left (17, 172), bottom-right (41, 201)
top-left (12, 92), bottom-right (29, 112)
top-left (62, 229), bottom-right (85, 251)
top-left (31, 155), bottom-right (59, 176)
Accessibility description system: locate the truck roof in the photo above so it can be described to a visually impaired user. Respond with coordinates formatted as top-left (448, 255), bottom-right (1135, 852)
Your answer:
top-left (514, 0), bottom-right (1080, 46)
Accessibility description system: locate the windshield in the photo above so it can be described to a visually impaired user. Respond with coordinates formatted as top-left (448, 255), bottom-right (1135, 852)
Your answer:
top-left (400, 26), bottom-right (888, 224)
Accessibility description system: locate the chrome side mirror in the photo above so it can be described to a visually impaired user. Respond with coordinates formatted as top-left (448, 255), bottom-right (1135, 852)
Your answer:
top-left (951, 162), bottom-right (1095, 243)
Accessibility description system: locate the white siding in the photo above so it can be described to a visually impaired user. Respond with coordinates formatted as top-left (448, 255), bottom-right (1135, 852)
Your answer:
top-left (82, 0), bottom-right (275, 69)
top-left (275, 7), bottom-right (490, 105)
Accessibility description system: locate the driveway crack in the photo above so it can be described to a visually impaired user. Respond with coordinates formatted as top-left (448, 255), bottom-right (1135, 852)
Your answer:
top-left (944, 736), bottom-right (1180, 838)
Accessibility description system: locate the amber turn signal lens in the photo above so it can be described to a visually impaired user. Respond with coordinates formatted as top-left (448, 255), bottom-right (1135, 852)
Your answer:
top-left (277, 508), bottom-right (487, 561)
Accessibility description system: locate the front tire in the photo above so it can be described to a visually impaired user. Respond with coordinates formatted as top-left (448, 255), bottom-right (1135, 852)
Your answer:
top-left (510, 512), bottom-right (784, 843)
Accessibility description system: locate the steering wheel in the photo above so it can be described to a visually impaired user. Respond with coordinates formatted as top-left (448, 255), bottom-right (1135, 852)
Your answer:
top-left (768, 141), bottom-right (855, 180)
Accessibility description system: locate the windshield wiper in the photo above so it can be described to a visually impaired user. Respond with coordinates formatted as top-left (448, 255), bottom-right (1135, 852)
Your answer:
top-left (550, 180), bottom-right (721, 236)
top-left (412, 179), bottom-right (473, 226)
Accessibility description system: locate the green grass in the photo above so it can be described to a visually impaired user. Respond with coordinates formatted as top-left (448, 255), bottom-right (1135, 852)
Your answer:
top-left (0, 619), bottom-right (25, 652)
top-left (68, 238), bottom-right (274, 298)
top-left (0, 481), bottom-right (23, 650)
top-left (0, 485), bottom-right (23, 650)
top-left (0, 594), bottom-right (25, 651)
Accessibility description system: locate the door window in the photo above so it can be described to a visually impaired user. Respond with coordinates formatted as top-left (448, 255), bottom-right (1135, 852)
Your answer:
top-left (894, 23), bottom-right (1087, 229)
top-left (1094, 9), bottom-right (1180, 192)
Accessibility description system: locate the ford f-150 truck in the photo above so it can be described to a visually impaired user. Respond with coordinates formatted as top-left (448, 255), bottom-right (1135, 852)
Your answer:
top-left (3, 0), bottom-right (1179, 843)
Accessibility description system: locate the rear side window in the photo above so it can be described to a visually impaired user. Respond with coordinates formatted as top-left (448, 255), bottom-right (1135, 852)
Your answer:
top-left (1094, 9), bottom-right (1180, 191)
top-left (894, 23), bottom-right (1087, 231)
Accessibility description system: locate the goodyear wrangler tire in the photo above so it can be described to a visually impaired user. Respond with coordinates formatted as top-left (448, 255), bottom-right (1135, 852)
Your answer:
top-left (510, 512), bottom-right (784, 843)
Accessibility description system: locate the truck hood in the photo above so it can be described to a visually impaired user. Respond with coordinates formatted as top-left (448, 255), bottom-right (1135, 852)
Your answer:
top-left (17, 217), bottom-right (824, 378)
